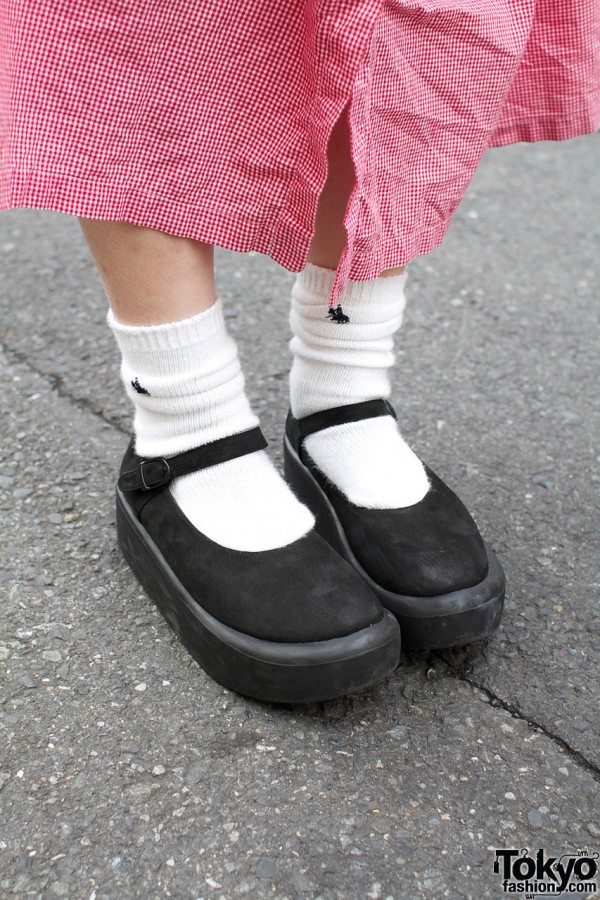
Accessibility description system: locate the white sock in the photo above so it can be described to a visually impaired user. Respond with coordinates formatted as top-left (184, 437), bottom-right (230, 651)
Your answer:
top-left (109, 300), bottom-right (314, 551)
top-left (289, 264), bottom-right (429, 509)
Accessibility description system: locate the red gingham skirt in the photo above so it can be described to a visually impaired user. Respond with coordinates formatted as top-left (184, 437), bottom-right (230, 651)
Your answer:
top-left (1, 1), bottom-right (599, 303)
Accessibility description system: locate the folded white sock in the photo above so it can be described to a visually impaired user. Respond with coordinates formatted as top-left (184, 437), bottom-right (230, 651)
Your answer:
top-left (109, 300), bottom-right (314, 551)
top-left (289, 264), bottom-right (429, 509)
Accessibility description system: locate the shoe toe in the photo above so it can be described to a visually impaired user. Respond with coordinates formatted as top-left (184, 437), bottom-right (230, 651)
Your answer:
top-left (314, 465), bottom-right (489, 598)
top-left (356, 533), bottom-right (488, 597)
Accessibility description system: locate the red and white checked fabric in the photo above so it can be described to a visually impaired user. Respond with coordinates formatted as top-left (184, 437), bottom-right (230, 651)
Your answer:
top-left (1, 1), bottom-right (599, 304)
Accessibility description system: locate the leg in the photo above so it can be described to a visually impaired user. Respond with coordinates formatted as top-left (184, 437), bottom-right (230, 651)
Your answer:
top-left (307, 105), bottom-right (404, 278)
top-left (79, 218), bottom-right (400, 701)
top-left (291, 106), bottom-right (429, 508)
top-left (78, 218), bottom-right (216, 324)
top-left (79, 216), bottom-right (312, 549)
top-left (287, 113), bottom-right (505, 649)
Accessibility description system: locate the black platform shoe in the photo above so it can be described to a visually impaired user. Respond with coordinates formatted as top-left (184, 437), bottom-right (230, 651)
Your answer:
top-left (284, 401), bottom-right (505, 649)
top-left (116, 426), bottom-right (400, 703)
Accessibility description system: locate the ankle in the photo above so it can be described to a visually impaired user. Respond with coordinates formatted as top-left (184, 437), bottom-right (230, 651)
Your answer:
top-left (109, 302), bottom-right (315, 550)
top-left (108, 300), bottom-right (258, 457)
top-left (289, 266), bottom-right (429, 508)
top-left (289, 265), bottom-right (408, 418)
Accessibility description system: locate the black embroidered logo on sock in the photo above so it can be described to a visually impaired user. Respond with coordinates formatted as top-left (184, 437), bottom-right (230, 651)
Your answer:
top-left (131, 377), bottom-right (150, 396)
top-left (327, 304), bottom-right (350, 324)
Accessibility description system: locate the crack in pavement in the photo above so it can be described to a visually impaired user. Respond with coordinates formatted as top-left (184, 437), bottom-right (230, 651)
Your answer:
top-left (3, 340), bottom-right (599, 785)
top-left (1, 340), bottom-right (128, 436)
top-left (438, 653), bottom-right (600, 783)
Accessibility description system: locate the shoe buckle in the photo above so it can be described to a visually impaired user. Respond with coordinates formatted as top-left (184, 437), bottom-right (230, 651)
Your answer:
top-left (383, 400), bottom-right (398, 420)
top-left (139, 458), bottom-right (171, 491)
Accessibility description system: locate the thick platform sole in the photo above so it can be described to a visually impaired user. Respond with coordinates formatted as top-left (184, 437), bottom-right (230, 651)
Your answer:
top-left (284, 436), bottom-right (505, 650)
top-left (116, 488), bottom-right (401, 704)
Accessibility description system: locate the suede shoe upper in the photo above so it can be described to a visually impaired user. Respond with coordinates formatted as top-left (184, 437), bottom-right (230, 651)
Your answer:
top-left (286, 401), bottom-right (489, 599)
top-left (303, 455), bottom-right (489, 597)
top-left (120, 442), bottom-right (384, 643)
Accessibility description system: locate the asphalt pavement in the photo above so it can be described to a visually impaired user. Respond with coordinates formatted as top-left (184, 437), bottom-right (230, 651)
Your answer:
top-left (1, 134), bottom-right (599, 898)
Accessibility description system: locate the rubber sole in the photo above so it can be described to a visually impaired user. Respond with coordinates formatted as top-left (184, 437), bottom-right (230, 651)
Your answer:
top-left (284, 436), bottom-right (505, 650)
top-left (116, 488), bottom-right (401, 703)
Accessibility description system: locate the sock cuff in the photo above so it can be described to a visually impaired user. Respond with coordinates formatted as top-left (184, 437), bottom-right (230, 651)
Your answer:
top-left (107, 298), bottom-right (226, 355)
top-left (293, 266), bottom-right (408, 325)
top-left (295, 263), bottom-right (337, 298)
top-left (344, 270), bottom-right (408, 311)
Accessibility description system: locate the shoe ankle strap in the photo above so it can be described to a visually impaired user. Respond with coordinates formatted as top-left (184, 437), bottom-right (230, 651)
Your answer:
top-left (118, 427), bottom-right (268, 493)
top-left (287, 399), bottom-right (397, 448)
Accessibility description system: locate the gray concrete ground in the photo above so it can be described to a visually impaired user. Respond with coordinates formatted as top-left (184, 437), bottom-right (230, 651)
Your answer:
top-left (1, 135), bottom-right (599, 899)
